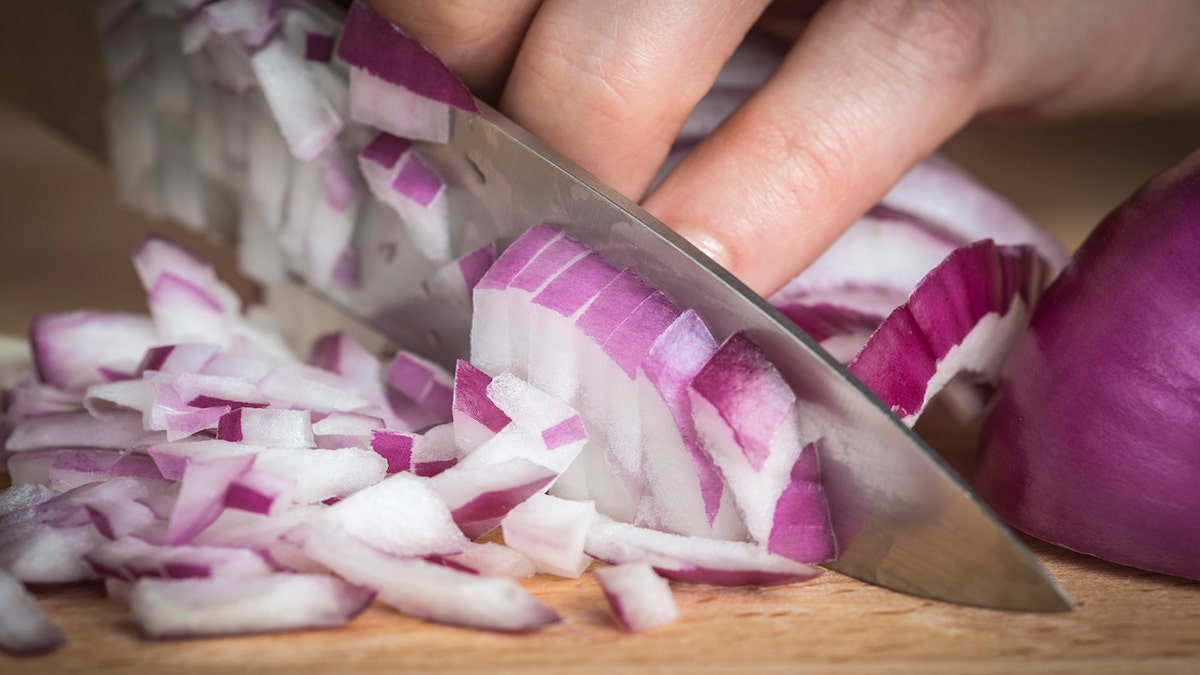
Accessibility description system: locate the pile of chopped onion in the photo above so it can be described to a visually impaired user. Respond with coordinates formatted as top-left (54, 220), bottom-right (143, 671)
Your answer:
top-left (0, 0), bottom-right (1069, 654)
top-left (0, 229), bottom-right (829, 649)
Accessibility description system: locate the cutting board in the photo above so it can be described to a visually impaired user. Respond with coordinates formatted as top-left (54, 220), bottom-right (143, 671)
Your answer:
top-left (3, 83), bottom-right (1200, 673)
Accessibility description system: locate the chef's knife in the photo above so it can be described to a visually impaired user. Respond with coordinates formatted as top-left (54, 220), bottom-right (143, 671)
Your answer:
top-left (17, 0), bottom-right (1071, 611)
top-left (399, 100), bottom-right (1072, 612)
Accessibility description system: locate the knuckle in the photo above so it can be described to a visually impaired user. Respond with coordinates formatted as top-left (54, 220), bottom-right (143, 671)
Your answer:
top-left (419, 1), bottom-right (496, 43)
top-left (519, 34), bottom-right (656, 131)
top-left (713, 102), bottom-right (860, 266)
top-left (857, 0), bottom-right (994, 85)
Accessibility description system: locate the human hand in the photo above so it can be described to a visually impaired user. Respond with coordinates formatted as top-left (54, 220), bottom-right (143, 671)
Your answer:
top-left (366, 0), bottom-right (1200, 296)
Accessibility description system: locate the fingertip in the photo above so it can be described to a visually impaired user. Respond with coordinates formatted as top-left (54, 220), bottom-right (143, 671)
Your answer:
top-left (677, 228), bottom-right (733, 272)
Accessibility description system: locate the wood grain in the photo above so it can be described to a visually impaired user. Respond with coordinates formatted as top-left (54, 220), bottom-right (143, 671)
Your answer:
top-left (4, 45), bottom-right (1200, 673)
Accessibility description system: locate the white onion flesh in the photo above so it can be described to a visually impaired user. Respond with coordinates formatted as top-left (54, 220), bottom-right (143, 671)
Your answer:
top-left (594, 562), bottom-right (680, 633)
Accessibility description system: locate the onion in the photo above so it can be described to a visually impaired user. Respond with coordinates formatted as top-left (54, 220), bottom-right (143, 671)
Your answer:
top-left (585, 517), bottom-right (820, 587)
top-left (501, 494), bottom-right (597, 578)
top-left (167, 453), bottom-right (257, 545)
top-left (194, 0), bottom-right (281, 50)
top-left (450, 360), bottom-right (510, 452)
top-left (0, 569), bottom-right (66, 654)
top-left (30, 312), bottom-right (159, 391)
top-left (306, 472), bottom-right (468, 559)
top-left (128, 574), bottom-right (374, 638)
top-left (847, 240), bottom-right (1049, 425)
top-left (368, 429), bottom-right (414, 473)
top-left (429, 457), bottom-right (556, 539)
top-left (976, 148), bottom-right (1200, 580)
top-left (4, 225), bottom-right (841, 644)
top-left (85, 538), bottom-right (275, 581)
top-left (335, 0), bottom-right (477, 142)
top-left (689, 333), bottom-right (835, 563)
top-left (661, 30), bottom-right (1067, 428)
top-left (594, 562), bottom-right (680, 633)
top-left (299, 525), bottom-right (559, 632)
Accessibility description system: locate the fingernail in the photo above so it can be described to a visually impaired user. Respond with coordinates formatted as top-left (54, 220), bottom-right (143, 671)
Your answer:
top-left (681, 231), bottom-right (731, 270)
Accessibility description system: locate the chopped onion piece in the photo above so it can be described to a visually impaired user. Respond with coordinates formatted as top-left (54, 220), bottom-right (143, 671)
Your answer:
top-left (308, 472), bottom-right (468, 558)
top-left (430, 458), bottom-right (557, 539)
top-left (586, 518), bottom-right (821, 587)
top-left (217, 407), bottom-right (314, 448)
top-left (689, 332), bottom-right (835, 563)
top-left (168, 453), bottom-right (256, 545)
top-left (30, 312), bottom-right (158, 391)
top-left (594, 562), bottom-right (680, 633)
top-left (129, 574), bottom-right (373, 638)
top-left (450, 360), bottom-right (509, 453)
top-left (501, 494), bottom-right (596, 578)
top-left (437, 542), bottom-right (537, 579)
top-left (337, 0), bottom-right (476, 142)
top-left (386, 351), bottom-right (453, 421)
top-left (303, 525), bottom-right (558, 632)
top-left (5, 410), bottom-right (149, 452)
top-left (0, 569), bottom-right (66, 654)
top-left (847, 240), bottom-right (1047, 425)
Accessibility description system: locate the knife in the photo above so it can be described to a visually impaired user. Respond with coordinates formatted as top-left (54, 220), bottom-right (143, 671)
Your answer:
top-left (400, 101), bottom-right (1072, 613)
top-left (22, 0), bottom-right (1070, 612)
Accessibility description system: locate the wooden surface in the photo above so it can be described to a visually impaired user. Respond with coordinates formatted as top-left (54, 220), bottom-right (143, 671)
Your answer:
top-left (4, 77), bottom-right (1200, 673)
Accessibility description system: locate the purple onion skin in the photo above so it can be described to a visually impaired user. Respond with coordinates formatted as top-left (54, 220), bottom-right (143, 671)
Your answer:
top-left (977, 148), bottom-right (1200, 581)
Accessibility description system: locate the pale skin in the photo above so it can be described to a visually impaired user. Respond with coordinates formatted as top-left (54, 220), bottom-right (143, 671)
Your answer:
top-left (366, 0), bottom-right (1200, 296)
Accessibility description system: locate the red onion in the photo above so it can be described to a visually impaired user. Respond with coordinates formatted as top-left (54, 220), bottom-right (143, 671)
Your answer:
top-left (167, 454), bottom-right (257, 545)
top-left (336, 0), bottom-right (474, 145)
top-left (848, 240), bottom-right (1049, 425)
top-left (501, 493), bottom-right (598, 578)
top-left (689, 333), bottom-right (836, 563)
top-left (977, 148), bottom-right (1200, 580)
top-left (585, 517), bottom-right (820, 587)
top-left (128, 574), bottom-right (373, 638)
top-left (0, 569), bottom-right (66, 654)
top-left (299, 525), bottom-right (559, 632)
top-left (429, 457), bottom-right (556, 539)
top-left (594, 562), bottom-right (680, 633)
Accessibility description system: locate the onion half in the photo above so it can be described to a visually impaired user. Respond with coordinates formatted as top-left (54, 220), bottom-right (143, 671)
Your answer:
top-left (977, 148), bottom-right (1200, 580)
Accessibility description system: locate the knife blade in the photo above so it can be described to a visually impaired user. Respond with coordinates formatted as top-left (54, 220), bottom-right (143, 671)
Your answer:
top-left (352, 100), bottom-right (1070, 612)
top-left (25, 0), bottom-right (1070, 611)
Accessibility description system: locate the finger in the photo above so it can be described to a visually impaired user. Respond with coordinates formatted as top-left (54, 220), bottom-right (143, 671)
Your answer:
top-left (365, 0), bottom-right (542, 101)
top-left (499, 0), bottom-right (774, 202)
top-left (643, 0), bottom-right (1000, 296)
top-left (971, 0), bottom-right (1200, 119)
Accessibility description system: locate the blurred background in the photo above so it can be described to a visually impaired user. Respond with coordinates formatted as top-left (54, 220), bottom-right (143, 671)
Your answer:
top-left (3, 0), bottom-right (1200, 338)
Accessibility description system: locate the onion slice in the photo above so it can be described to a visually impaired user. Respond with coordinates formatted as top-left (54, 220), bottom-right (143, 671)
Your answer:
top-left (128, 574), bottom-right (373, 638)
top-left (586, 518), bottom-right (820, 587)
top-left (0, 569), bottom-right (66, 654)
top-left (594, 562), bottom-right (680, 633)
top-left (301, 525), bottom-right (559, 632)
top-left (847, 240), bottom-right (1048, 425)
top-left (336, 0), bottom-right (477, 142)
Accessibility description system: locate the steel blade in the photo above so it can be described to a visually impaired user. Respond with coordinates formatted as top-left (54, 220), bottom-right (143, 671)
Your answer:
top-left (363, 103), bottom-right (1071, 612)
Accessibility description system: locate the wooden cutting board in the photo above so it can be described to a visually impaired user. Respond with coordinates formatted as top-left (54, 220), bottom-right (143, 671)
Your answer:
top-left (3, 85), bottom-right (1200, 673)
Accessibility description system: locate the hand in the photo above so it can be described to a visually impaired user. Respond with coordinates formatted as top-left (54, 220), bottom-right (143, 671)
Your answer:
top-left (366, 0), bottom-right (1200, 296)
